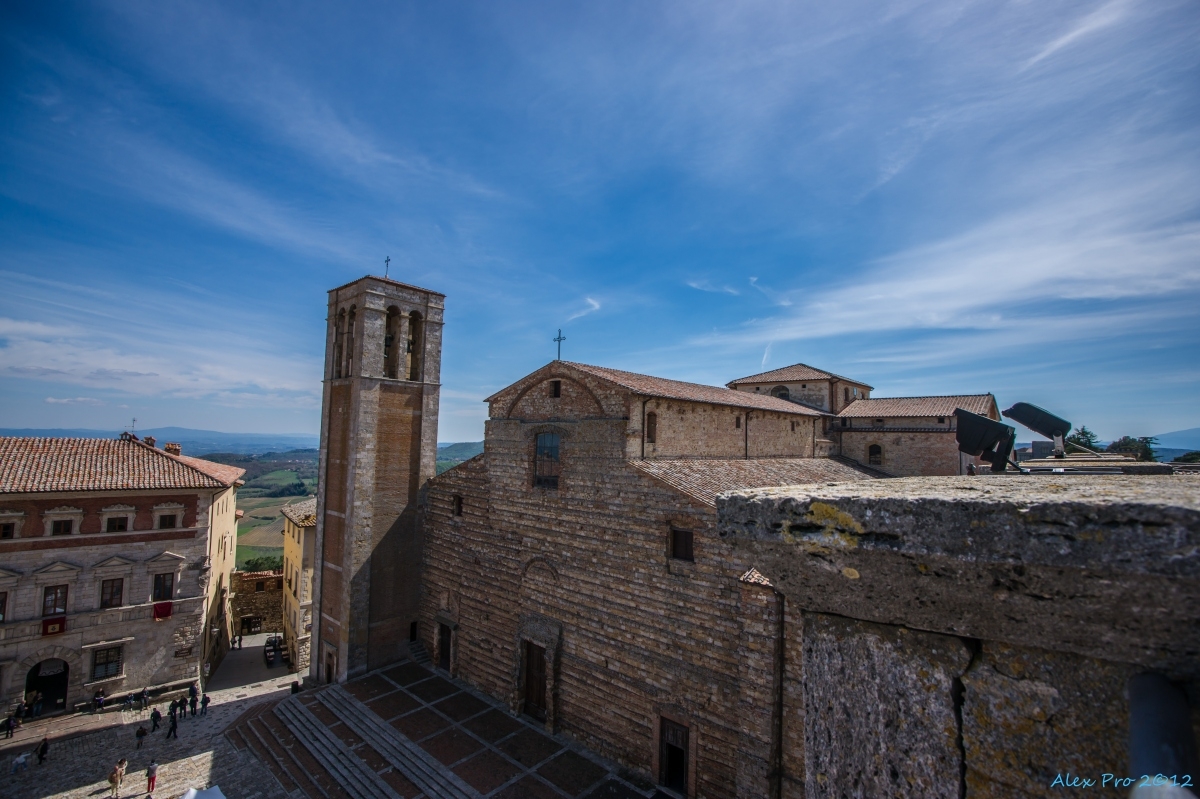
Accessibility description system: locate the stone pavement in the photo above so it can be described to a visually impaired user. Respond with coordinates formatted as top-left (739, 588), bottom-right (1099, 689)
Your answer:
top-left (230, 660), bottom-right (658, 799)
top-left (3, 639), bottom-right (298, 799)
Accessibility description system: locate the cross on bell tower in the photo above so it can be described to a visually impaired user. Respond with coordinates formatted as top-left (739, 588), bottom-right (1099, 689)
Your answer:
top-left (554, 329), bottom-right (566, 360)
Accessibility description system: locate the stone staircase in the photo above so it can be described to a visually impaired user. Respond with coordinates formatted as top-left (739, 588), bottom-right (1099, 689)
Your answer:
top-left (226, 700), bottom-right (350, 799)
top-left (406, 641), bottom-right (431, 666)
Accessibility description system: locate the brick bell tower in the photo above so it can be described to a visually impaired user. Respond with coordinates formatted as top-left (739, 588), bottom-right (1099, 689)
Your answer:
top-left (311, 275), bottom-right (443, 681)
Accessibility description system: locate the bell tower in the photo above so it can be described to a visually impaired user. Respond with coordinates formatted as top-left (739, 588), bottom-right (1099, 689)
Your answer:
top-left (311, 275), bottom-right (443, 680)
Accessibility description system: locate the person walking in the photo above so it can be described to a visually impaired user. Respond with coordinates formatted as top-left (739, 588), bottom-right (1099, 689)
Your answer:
top-left (188, 694), bottom-right (198, 717)
top-left (10, 749), bottom-right (31, 774)
top-left (107, 758), bottom-right (127, 798)
top-left (150, 706), bottom-right (162, 732)
top-left (15, 699), bottom-right (26, 722)
top-left (200, 694), bottom-right (210, 716)
top-left (2, 715), bottom-right (13, 738)
top-left (35, 737), bottom-right (48, 765)
top-left (135, 725), bottom-right (147, 749)
top-left (146, 761), bottom-right (158, 796)
top-left (165, 713), bottom-right (178, 740)
top-left (167, 698), bottom-right (177, 721)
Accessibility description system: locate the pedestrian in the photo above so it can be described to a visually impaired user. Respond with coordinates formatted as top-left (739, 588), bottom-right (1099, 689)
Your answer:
top-left (188, 681), bottom-right (197, 701)
top-left (189, 694), bottom-right (197, 717)
top-left (237, 634), bottom-right (243, 649)
top-left (35, 737), bottom-right (48, 765)
top-left (146, 760), bottom-right (158, 795)
top-left (108, 758), bottom-right (127, 798)
top-left (2, 715), bottom-right (13, 738)
top-left (165, 714), bottom-right (178, 740)
top-left (168, 698), bottom-right (177, 720)
top-left (32, 691), bottom-right (43, 717)
top-left (140, 687), bottom-right (149, 710)
top-left (15, 699), bottom-right (26, 721)
top-left (150, 706), bottom-right (162, 732)
top-left (135, 725), bottom-right (147, 749)
top-left (10, 749), bottom-right (30, 774)
top-left (200, 694), bottom-right (210, 715)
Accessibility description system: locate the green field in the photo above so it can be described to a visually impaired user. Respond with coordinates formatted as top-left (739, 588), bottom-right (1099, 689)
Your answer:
top-left (235, 545), bottom-right (283, 570)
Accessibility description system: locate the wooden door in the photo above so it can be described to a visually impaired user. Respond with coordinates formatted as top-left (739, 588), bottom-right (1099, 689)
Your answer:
top-left (523, 641), bottom-right (547, 722)
top-left (660, 718), bottom-right (689, 793)
top-left (438, 623), bottom-right (452, 671)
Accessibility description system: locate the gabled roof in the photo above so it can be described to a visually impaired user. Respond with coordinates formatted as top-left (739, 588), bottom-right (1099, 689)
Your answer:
top-left (0, 437), bottom-right (245, 494)
top-left (837, 394), bottom-right (997, 419)
top-left (630, 457), bottom-right (878, 507)
top-left (727, 363), bottom-right (873, 389)
top-left (281, 497), bottom-right (318, 528)
top-left (544, 362), bottom-right (824, 417)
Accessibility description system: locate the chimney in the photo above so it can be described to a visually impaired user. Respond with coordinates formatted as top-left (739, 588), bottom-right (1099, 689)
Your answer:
top-left (164, 442), bottom-right (182, 456)
top-left (144, 436), bottom-right (157, 448)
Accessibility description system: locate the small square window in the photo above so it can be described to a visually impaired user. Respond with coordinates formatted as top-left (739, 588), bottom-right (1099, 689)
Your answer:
top-left (452, 495), bottom-right (463, 517)
top-left (100, 578), bottom-right (123, 609)
top-left (255, 581), bottom-right (265, 593)
top-left (841, 418), bottom-right (849, 427)
top-left (158, 514), bottom-right (178, 530)
top-left (51, 519), bottom-right (73, 535)
top-left (938, 417), bottom-right (946, 424)
top-left (153, 572), bottom-right (174, 601)
top-left (276, 578), bottom-right (283, 590)
top-left (0, 522), bottom-right (13, 539)
top-left (550, 380), bottom-right (562, 398)
top-left (670, 528), bottom-right (694, 562)
top-left (106, 517), bottom-right (128, 533)
top-left (92, 646), bottom-right (123, 681)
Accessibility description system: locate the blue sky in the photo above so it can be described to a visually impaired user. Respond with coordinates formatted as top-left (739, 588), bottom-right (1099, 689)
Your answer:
top-left (1, 1), bottom-right (1197, 443)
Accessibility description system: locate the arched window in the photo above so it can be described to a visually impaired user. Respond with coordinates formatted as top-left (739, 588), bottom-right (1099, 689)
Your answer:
top-left (407, 311), bottom-right (424, 381)
top-left (868, 444), bottom-right (882, 466)
top-left (771, 386), bottom-right (790, 401)
top-left (534, 432), bottom-right (561, 489)
top-left (646, 412), bottom-right (658, 444)
top-left (343, 306), bottom-right (357, 378)
top-left (384, 307), bottom-right (401, 379)
top-left (332, 309), bottom-right (346, 379)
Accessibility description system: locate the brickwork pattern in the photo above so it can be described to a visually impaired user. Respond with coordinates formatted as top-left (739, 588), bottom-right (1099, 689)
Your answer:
top-left (231, 571), bottom-right (284, 634)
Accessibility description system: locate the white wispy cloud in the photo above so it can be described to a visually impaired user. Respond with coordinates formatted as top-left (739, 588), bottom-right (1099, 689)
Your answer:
top-left (45, 396), bottom-right (103, 405)
top-left (686, 279), bottom-right (739, 296)
top-left (1025, 0), bottom-right (1133, 69)
top-left (567, 297), bottom-right (602, 321)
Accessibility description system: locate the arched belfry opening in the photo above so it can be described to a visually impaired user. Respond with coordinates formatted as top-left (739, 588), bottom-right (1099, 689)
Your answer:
top-left (344, 306), bottom-right (357, 378)
top-left (333, 309), bottom-right (346, 378)
top-left (407, 311), bottom-right (424, 381)
top-left (384, 306), bottom-right (402, 379)
top-left (771, 386), bottom-right (790, 401)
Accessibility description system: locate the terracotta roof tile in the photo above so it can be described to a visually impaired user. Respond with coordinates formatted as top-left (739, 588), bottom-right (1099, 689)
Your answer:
top-left (631, 457), bottom-right (878, 507)
top-left (281, 497), bottom-right (318, 527)
top-left (561, 362), bottom-right (823, 416)
top-left (0, 437), bottom-right (245, 494)
top-left (727, 363), bottom-right (873, 389)
top-left (837, 395), bottom-right (997, 419)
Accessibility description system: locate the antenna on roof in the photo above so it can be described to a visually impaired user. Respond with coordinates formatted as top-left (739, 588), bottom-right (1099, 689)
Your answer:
top-left (384, 256), bottom-right (391, 279)
top-left (131, 418), bottom-right (137, 433)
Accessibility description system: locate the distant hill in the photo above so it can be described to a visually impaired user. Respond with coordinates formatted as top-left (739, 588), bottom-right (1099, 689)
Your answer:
top-left (0, 426), bottom-right (319, 456)
top-left (1153, 427), bottom-right (1200, 450)
top-left (438, 441), bottom-right (484, 460)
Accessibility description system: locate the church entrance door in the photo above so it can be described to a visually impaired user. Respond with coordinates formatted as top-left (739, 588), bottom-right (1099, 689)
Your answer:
top-left (26, 659), bottom-right (70, 715)
top-left (522, 640), bottom-right (546, 722)
top-left (660, 718), bottom-right (689, 794)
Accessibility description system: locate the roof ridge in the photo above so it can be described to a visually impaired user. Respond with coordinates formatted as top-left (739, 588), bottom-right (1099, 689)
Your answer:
top-left (848, 393), bottom-right (993, 401)
top-left (726, 362), bottom-right (873, 389)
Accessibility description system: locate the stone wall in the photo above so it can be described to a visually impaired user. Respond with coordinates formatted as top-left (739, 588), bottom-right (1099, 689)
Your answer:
top-left (231, 570), bottom-right (283, 635)
top-left (839, 428), bottom-right (969, 476)
top-left (421, 415), bottom-right (756, 797)
top-left (718, 476), bottom-right (1200, 798)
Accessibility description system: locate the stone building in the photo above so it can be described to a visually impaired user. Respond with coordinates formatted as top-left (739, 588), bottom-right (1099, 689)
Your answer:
top-left (0, 435), bottom-right (242, 714)
top-left (310, 275), bottom-right (444, 683)
top-left (418, 360), bottom-right (879, 797)
top-left (230, 570), bottom-right (283, 636)
top-left (281, 497), bottom-right (315, 673)
top-left (729, 363), bottom-right (998, 475)
top-left (834, 393), bottom-right (1000, 476)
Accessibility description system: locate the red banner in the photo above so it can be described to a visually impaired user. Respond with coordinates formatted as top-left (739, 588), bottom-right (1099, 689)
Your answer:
top-left (41, 616), bottom-right (66, 636)
top-left (153, 601), bottom-right (173, 620)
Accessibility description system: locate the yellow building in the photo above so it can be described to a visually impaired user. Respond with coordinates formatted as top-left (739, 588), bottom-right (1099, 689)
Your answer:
top-left (280, 497), bottom-right (316, 674)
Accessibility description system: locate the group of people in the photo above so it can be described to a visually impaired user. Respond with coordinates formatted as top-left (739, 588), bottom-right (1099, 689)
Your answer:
top-left (7, 737), bottom-right (49, 773)
top-left (92, 686), bottom-right (154, 714)
top-left (1, 690), bottom-right (46, 736)
top-left (105, 757), bottom-right (157, 799)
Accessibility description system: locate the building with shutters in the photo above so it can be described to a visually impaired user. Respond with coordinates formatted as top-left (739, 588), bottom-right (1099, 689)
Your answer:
top-left (0, 435), bottom-right (242, 715)
top-left (280, 496), bottom-right (316, 673)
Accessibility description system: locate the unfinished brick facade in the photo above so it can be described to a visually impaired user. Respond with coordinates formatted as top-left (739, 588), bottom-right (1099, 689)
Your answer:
top-left (231, 570), bottom-right (283, 635)
top-left (418, 361), bottom-right (877, 797)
